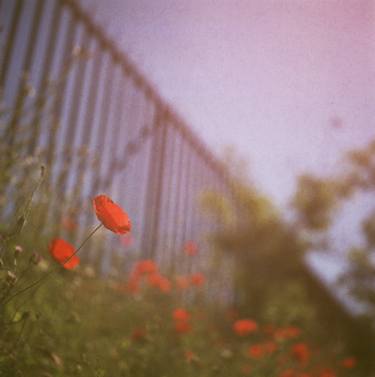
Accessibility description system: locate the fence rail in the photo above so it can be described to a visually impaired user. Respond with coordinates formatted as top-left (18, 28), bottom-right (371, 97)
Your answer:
top-left (0, 0), bottom-right (236, 298)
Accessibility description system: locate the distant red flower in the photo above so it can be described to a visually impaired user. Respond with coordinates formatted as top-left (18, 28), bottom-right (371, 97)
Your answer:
top-left (184, 240), bottom-right (198, 256)
top-left (148, 273), bottom-right (171, 293)
top-left (93, 195), bottom-right (131, 234)
top-left (134, 259), bottom-right (158, 275)
top-left (49, 238), bottom-right (79, 270)
top-left (340, 357), bottom-right (356, 368)
top-left (275, 326), bottom-right (301, 340)
top-left (190, 272), bottom-right (205, 286)
top-left (175, 275), bottom-right (190, 290)
top-left (233, 319), bottom-right (258, 336)
top-left (248, 341), bottom-right (276, 359)
top-left (248, 344), bottom-right (266, 359)
top-left (131, 327), bottom-right (146, 342)
top-left (173, 308), bottom-right (190, 322)
top-left (291, 343), bottom-right (310, 364)
top-left (175, 320), bottom-right (191, 334)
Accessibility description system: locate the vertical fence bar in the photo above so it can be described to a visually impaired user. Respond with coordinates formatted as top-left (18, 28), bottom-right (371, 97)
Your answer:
top-left (71, 47), bottom-right (104, 204)
top-left (88, 55), bottom-right (116, 198)
top-left (141, 108), bottom-right (168, 259)
top-left (5, 0), bottom-right (44, 145)
top-left (179, 139), bottom-right (193, 269)
top-left (39, 10), bottom-right (78, 233)
top-left (27, 0), bottom-right (63, 154)
top-left (169, 133), bottom-right (186, 270)
top-left (0, 0), bottom-right (237, 291)
top-left (159, 125), bottom-right (177, 266)
top-left (0, 0), bottom-right (24, 90)
top-left (53, 29), bottom-right (91, 226)
top-left (100, 73), bottom-right (128, 190)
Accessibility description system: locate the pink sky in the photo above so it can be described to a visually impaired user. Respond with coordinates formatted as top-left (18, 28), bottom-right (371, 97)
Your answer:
top-left (81, 0), bottom-right (375, 206)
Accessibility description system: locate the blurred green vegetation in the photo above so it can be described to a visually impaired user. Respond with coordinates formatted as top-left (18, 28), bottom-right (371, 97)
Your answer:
top-left (1, 100), bottom-right (374, 376)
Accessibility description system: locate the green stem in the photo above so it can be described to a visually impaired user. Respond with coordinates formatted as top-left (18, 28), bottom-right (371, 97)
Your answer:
top-left (3, 223), bottom-right (102, 305)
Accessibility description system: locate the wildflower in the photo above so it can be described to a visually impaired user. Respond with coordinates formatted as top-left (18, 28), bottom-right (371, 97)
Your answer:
top-left (233, 319), bottom-right (258, 336)
top-left (148, 273), bottom-right (171, 293)
top-left (190, 272), bottom-right (205, 286)
top-left (175, 320), bottom-right (191, 334)
top-left (184, 240), bottom-right (198, 256)
top-left (248, 341), bottom-right (276, 359)
top-left (173, 308), bottom-right (191, 334)
top-left (49, 238), bottom-right (79, 270)
top-left (248, 344), bottom-right (266, 359)
top-left (291, 343), bottom-right (310, 364)
top-left (14, 245), bottom-right (23, 255)
top-left (131, 327), bottom-right (147, 342)
top-left (340, 357), bottom-right (356, 368)
top-left (275, 326), bottom-right (301, 340)
top-left (134, 259), bottom-right (158, 275)
top-left (93, 195), bottom-right (131, 234)
top-left (173, 308), bottom-right (190, 322)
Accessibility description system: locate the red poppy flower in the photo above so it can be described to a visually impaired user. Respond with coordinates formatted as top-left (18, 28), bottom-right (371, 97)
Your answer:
top-left (233, 319), bottom-right (258, 336)
top-left (340, 357), bottom-right (356, 368)
top-left (275, 326), bottom-right (301, 340)
top-left (93, 195), bottom-right (131, 234)
top-left (248, 344), bottom-right (266, 359)
top-left (291, 343), bottom-right (310, 364)
top-left (175, 320), bottom-right (191, 334)
top-left (49, 238), bottom-right (80, 270)
top-left (184, 240), bottom-right (198, 256)
top-left (190, 272), bottom-right (205, 286)
top-left (134, 259), bottom-right (158, 275)
top-left (148, 273), bottom-right (171, 293)
top-left (131, 327), bottom-right (147, 342)
top-left (173, 308), bottom-right (190, 322)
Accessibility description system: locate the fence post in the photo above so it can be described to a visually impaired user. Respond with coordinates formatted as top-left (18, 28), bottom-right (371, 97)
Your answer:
top-left (141, 107), bottom-right (168, 259)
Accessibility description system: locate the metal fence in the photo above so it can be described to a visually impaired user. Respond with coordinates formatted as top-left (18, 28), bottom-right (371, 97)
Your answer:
top-left (0, 0), bottom-right (236, 297)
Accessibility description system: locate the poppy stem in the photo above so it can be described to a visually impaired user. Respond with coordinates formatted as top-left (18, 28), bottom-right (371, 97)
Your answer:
top-left (3, 223), bottom-right (103, 305)
top-left (60, 223), bottom-right (103, 268)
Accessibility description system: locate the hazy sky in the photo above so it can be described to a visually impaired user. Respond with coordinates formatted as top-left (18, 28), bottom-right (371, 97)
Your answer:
top-left (77, 0), bottom-right (375, 293)
top-left (80, 0), bottom-right (375, 207)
